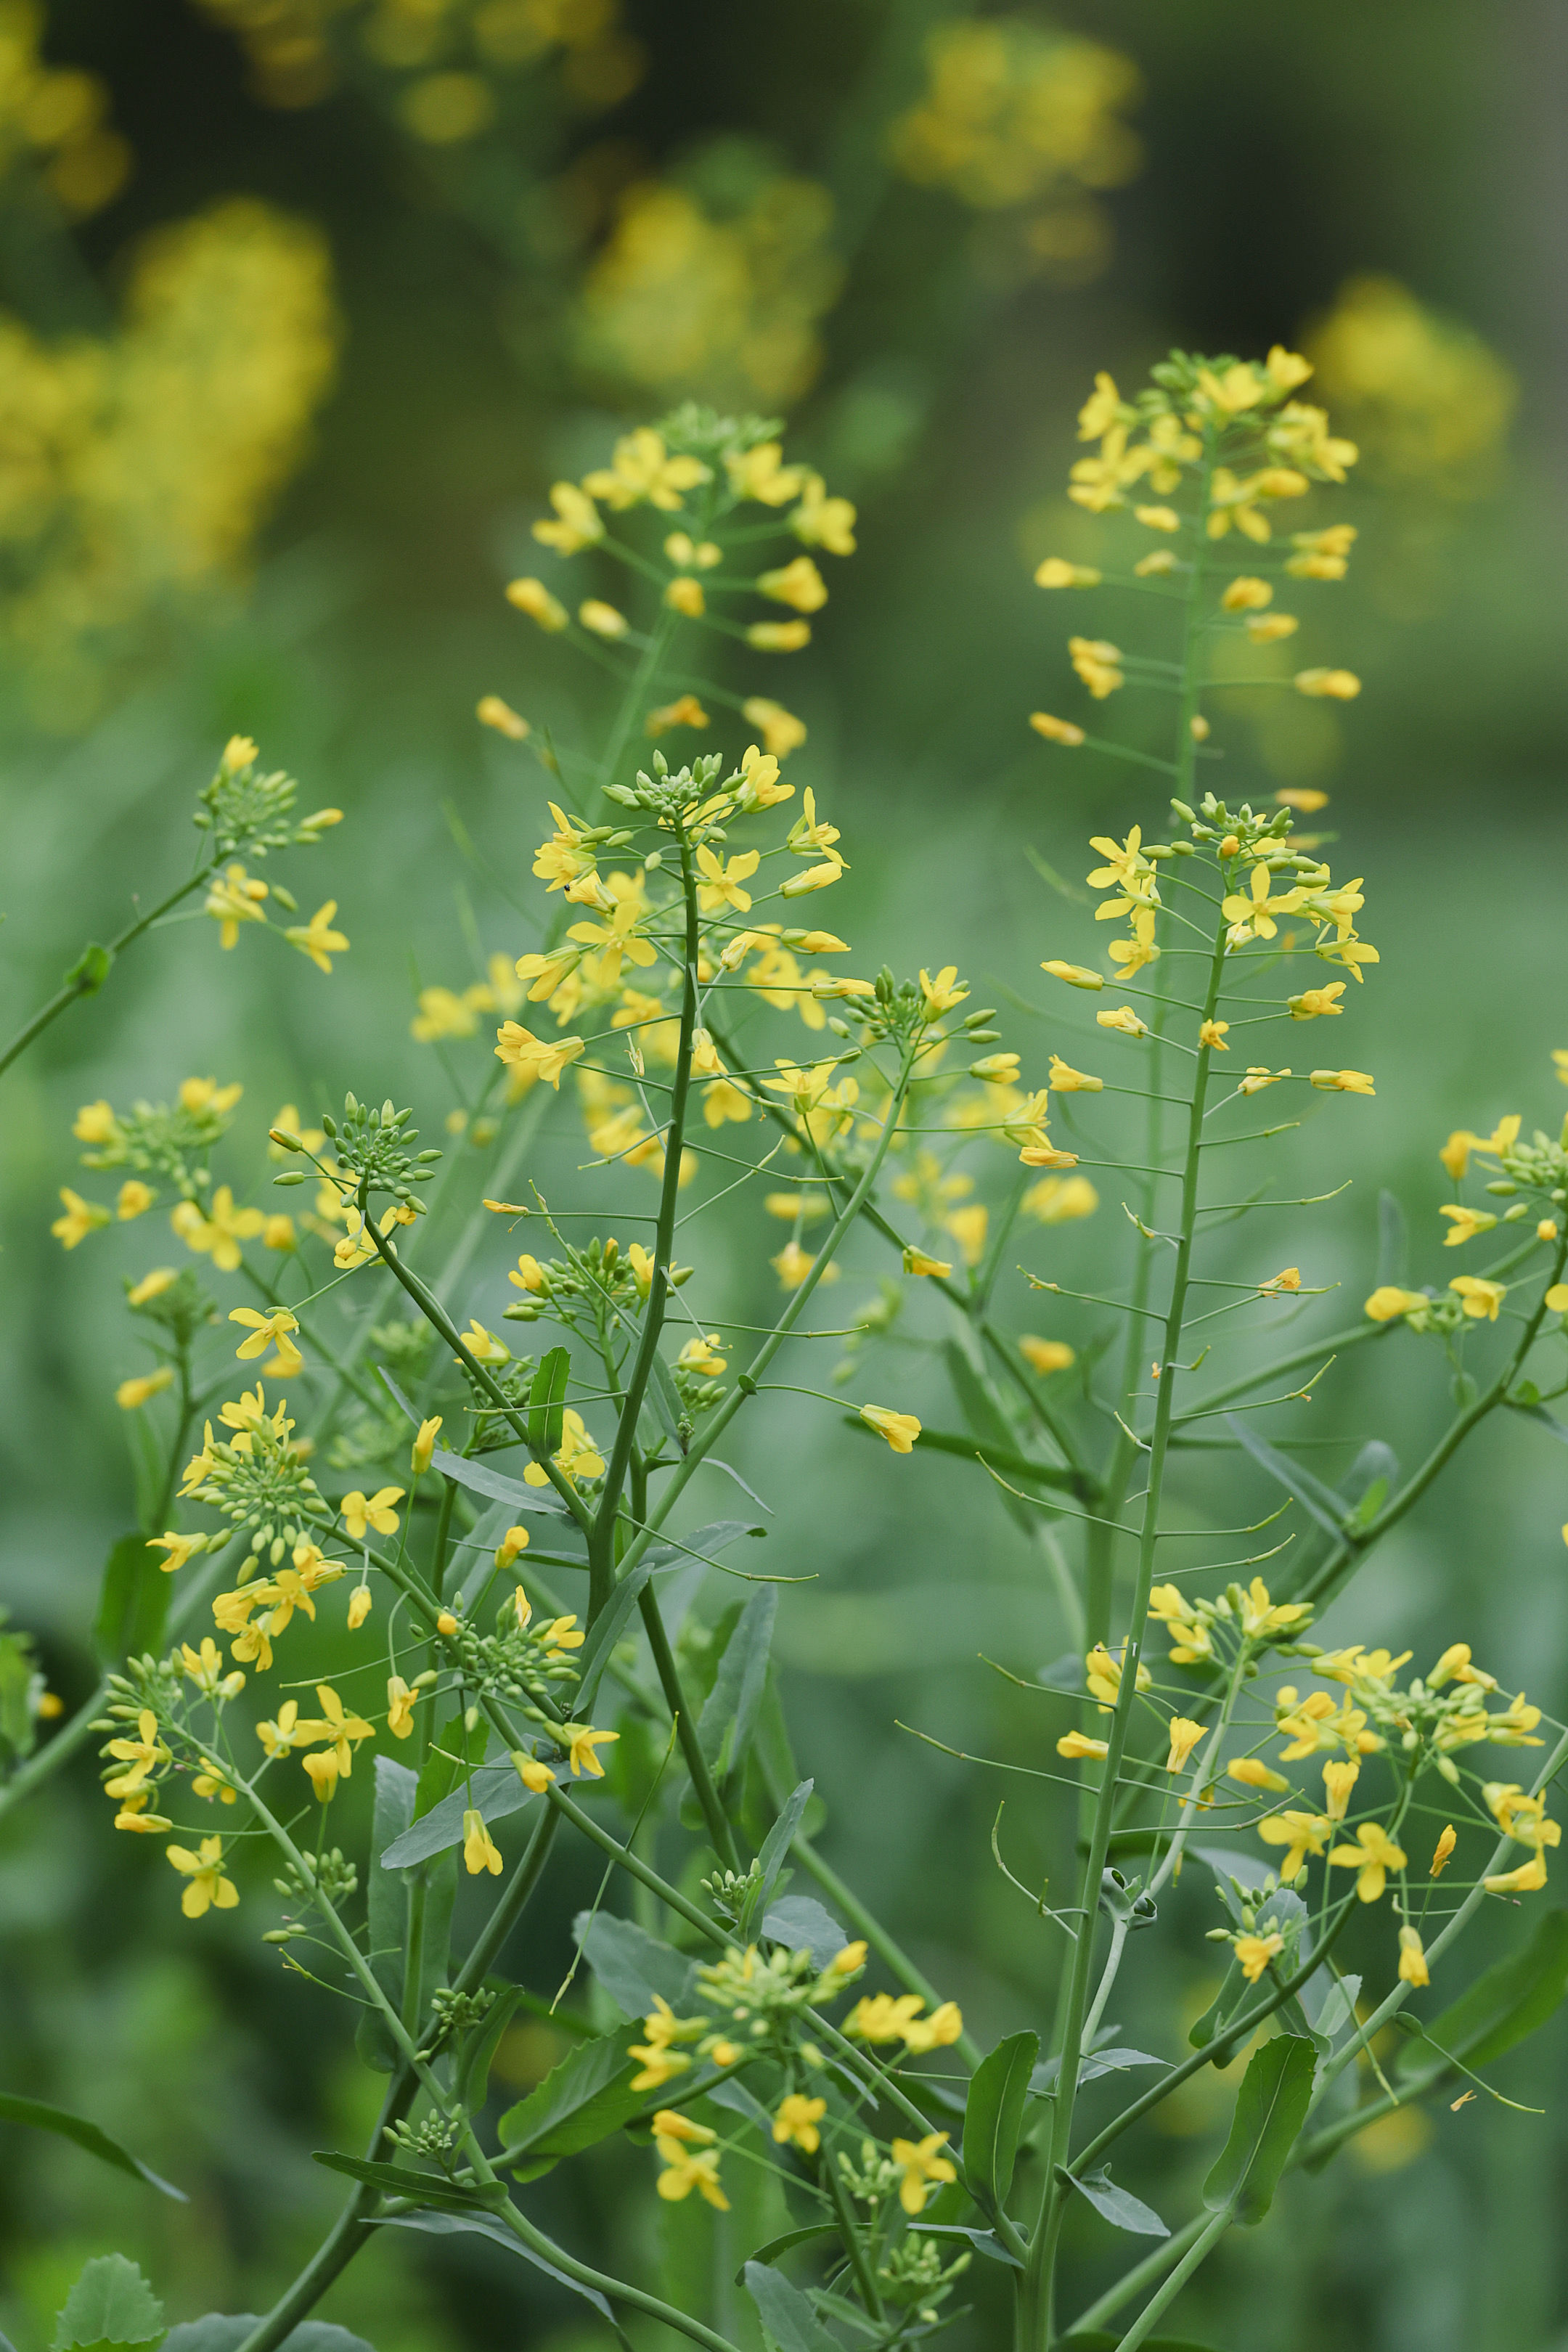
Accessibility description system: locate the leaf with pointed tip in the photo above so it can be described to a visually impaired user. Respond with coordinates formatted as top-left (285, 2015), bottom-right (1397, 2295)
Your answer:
top-left (573, 1911), bottom-right (696, 2016)
top-left (311, 2152), bottom-right (486, 2210)
top-left (734, 2225), bottom-right (838, 2281)
top-left (752, 1779), bottom-right (812, 1923)
top-left (379, 1760), bottom-right (539, 1870)
top-left (494, 2025), bottom-right (642, 2179)
top-left (433, 1446), bottom-right (574, 1521)
top-left (698, 1585), bottom-right (776, 1779)
top-left (372, 2211), bottom-right (621, 2335)
top-left (1202, 2034), bottom-right (1316, 2224)
top-left (742, 2262), bottom-right (841, 2352)
top-left (963, 2030), bottom-right (1037, 2210)
top-left (0, 2093), bottom-right (184, 2200)
top-left (1069, 2166), bottom-right (1169, 2237)
top-left (919, 2224), bottom-right (1025, 2269)
top-left (528, 1346), bottom-right (571, 1457)
top-left (761, 1895), bottom-right (844, 1959)
top-left (1225, 1417), bottom-right (1347, 1537)
top-left (358, 1757), bottom-right (418, 2071)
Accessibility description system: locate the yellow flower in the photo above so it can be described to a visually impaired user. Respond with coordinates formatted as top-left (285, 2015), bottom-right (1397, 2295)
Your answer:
top-left (1041, 958), bottom-right (1103, 989)
top-left (1294, 667), bottom-right (1361, 699)
top-left (919, 965), bottom-right (968, 1018)
top-left (564, 1723), bottom-right (619, 1779)
top-left (1047, 1055), bottom-right (1102, 1093)
top-left (741, 697), bottom-right (807, 759)
top-left (167, 1834), bottom-right (239, 1919)
top-left (654, 2118), bottom-right (730, 2209)
top-left (149, 1529), bottom-right (205, 1574)
top-left (746, 619), bottom-right (812, 651)
top-left (1024, 1175), bottom-right (1098, 1223)
top-left (229, 1307), bottom-right (303, 1376)
top-left (386, 1676), bottom-right (417, 1739)
top-left (1328, 1821), bottom-right (1407, 1903)
top-left (584, 428), bottom-right (710, 512)
top-left (477, 694), bottom-right (528, 739)
top-left (116, 1368), bottom-right (174, 1410)
top-left (128, 1267), bottom-right (179, 1305)
top-left (1310, 1069), bottom-right (1375, 1094)
top-left (1097, 1005), bottom-right (1147, 1037)
top-left (262, 1214), bottom-right (296, 1251)
top-left (1222, 862), bottom-right (1304, 944)
top-left (791, 474), bottom-right (857, 555)
top-left (171, 1185), bottom-right (264, 1272)
top-left (1485, 1853), bottom-right (1548, 1895)
top-left (1034, 558), bottom-right (1101, 589)
top-left (103, 1708), bottom-right (171, 1798)
top-left (1148, 1584), bottom-right (1212, 1665)
top-left (52, 1188), bottom-right (110, 1248)
top-left (1397, 1926), bottom-right (1429, 1986)
top-left (1030, 712), bottom-right (1086, 746)
top-left (505, 576), bottom-right (568, 631)
top-left (115, 1180), bottom-right (155, 1220)
top-left (1021, 1336), bottom-right (1075, 1376)
top-left (513, 1750), bottom-right (557, 1793)
top-left (1450, 1275), bottom-right (1505, 1320)
top-left (311, 1682), bottom-right (375, 1781)
top-left (1164, 1717), bottom-right (1204, 1773)
top-left (1364, 1285), bottom-right (1428, 1323)
top-left (695, 846), bottom-right (760, 913)
top-left (903, 1246), bottom-right (953, 1278)
top-left (1222, 575), bottom-right (1273, 611)
top-left (861, 1404), bottom-right (920, 1454)
top-left (1069, 634), bottom-right (1124, 697)
top-left (1228, 1757), bottom-right (1290, 1793)
top-left (677, 1334), bottom-right (727, 1378)
top-left (757, 555), bottom-right (828, 613)
top-left (664, 576), bottom-right (705, 617)
top-left (205, 862), bottom-right (269, 947)
top-left (1288, 984), bottom-right (1345, 1020)
top-left (945, 1204), bottom-right (989, 1265)
top-left (1440, 1203), bottom-right (1498, 1247)
top-left (341, 1487), bottom-right (403, 1541)
top-left (772, 2094), bottom-right (827, 2154)
top-left (462, 1808), bottom-right (503, 1876)
top-left (1239, 1576), bottom-right (1311, 1640)
top-left (1239, 1067), bottom-right (1291, 1095)
top-left (285, 902), bottom-right (348, 973)
top-left (1322, 1760), bottom-right (1360, 1820)
top-left (1258, 1267), bottom-right (1301, 1295)
top-left (531, 480), bottom-right (603, 553)
top-left (1233, 1931), bottom-right (1285, 1984)
top-left (346, 1586), bottom-right (372, 1630)
top-left (1258, 1811), bottom-right (1331, 1878)
top-left (412, 1416), bottom-right (442, 1474)
top-left (494, 1023), bottom-right (586, 1087)
top-left (1057, 1730), bottom-right (1108, 1760)
top-left (891, 2133), bottom-right (957, 2216)
top-left (1430, 1826), bottom-right (1458, 1882)
top-left (73, 1098), bottom-right (119, 1145)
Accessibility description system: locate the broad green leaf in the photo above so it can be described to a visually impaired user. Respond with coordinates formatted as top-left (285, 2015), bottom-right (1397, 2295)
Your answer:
top-left (742, 2261), bottom-right (841, 2352)
top-left (163, 2319), bottom-right (377, 2352)
top-left (371, 2211), bottom-right (619, 2332)
top-left (428, 1446), bottom-right (575, 1523)
top-left (1202, 2033), bottom-right (1316, 2224)
top-left (380, 1759), bottom-right (539, 1870)
top-left (698, 1585), bottom-right (776, 1779)
top-left (576, 1560), bottom-right (652, 1711)
top-left (0, 2090), bottom-right (184, 2199)
top-left (494, 2023), bottom-right (642, 2179)
top-left (528, 1346), bottom-right (571, 1457)
top-left (573, 1911), bottom-right (696, 2015)
top-left (749, 1778), bottom-right (812, 1927)
top-left (761, 1895), bottom-right (844, 1959)
top-left (1069, 2166), bottom-right (1168, 2237)
top-left (93, 1534), bottom-right (171, 1669)
top-left (53, 2255), bottom-right (163, 2352)
top-left (735, 2224), bottom-right (838, 2279)
top-left (963, 2030), bottom-right (1037, 2211)
top-left (1397, 1908), bottom-right (1568, 2084)
top-left (358, 1756), bottom-right (417, 2071)
top-left (459, 1984), bottom-right (521, 2115)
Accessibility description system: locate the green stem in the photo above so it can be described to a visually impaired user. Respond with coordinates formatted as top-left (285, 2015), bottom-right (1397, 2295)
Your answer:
top-left (1069, 2210), bottom-right (1210, 2337)
top-left (496, 2200), bottom-right (744, 2352)
top-left (1114, 2206), bottom-right (1231, 2352)
top-left (637, 1583), bottom-right (738, 1869)
top-left (0, 859), bottom-right (221, 1081)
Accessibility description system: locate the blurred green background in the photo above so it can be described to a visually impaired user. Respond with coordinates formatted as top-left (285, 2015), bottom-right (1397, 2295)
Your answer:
top-left (1, 1), bottom-right (1567, 2348)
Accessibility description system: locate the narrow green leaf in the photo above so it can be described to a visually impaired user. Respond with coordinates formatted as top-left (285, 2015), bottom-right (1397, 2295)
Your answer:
top-left (0, 2091), bottom-right (184, 2200)
top-left (528, 1346), bottom-right (571, 1457)
top-left (648, 1351), bottom-right (687, 1453)
top-left (1070, 2166), bottom-right (1168, 2237)
top-left (735, 2224), bottom-right (839, 2280)
top-left (459, 1984), bottom-right (521, 2115)
top-left (741, 2261), bottom-right (841, 2352)
top-left (371, 2211), bottom-right (621, 2335)
top-left (311, 2152), bottom-right (486, 2209)
top-left (963, 2030), bottom-right (1038, 2210)
top-left (93, 1534), bottom-right (171, 1669)
top-left (494, 2024), bottom-right (643, 2176)
top-left (52, 2256), bottom-right (163, 2352)
top-left (1397, 1907), bottom-right (1568, 2084)
top-left (1202, 2033), bottom-right (1316, 2224)
top-left (428, 1444), bottom-right (575, 1523)
top-left (380, 1760), bottom-right (538, 1870)
top-left (751, 1778), bottom-right (812, 1927)
top-left (358, 1757), bottom-right (417, 2071)
top-left (698, 1585), bottom-right (776, 1779)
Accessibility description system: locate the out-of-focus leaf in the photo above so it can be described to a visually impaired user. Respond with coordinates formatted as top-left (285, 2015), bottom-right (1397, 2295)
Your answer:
top-left (164, 2321), bottom-right (377, 2352)
top-left (380, 1760), bottom-right (537, 1869)
top-left (761, 1894), bottom-right (844, 1958)
top-left (0, 2091), bottom-right (184, 2200)
top-left (1376, 1188), bottom-right (1408, 1288)
top-left (963, 2030), bottom-right (1037, 2210)
top-left (1069, 2166), bottom-right (1168, 2237)
top-left (494, 2024), bottom-right (642, 2179)
top-left (52, 2255), bottom-right (163, 2352)
top-left (698, 1585), bottom-right (776, 1779)
top-left (735, 2224), bottom-right (838, 2277)
top-left (573, 1911), bottom-right (696, 2015)
top-left (1202, 2034), bottom-right (1316, 2224)
top-left (358, 1756), bottom-right (417, 2071)
top-left (93, 1534), bottom-right (171, 1668)
top-left (742, 2261), bottom-right (841, 2352)
top-left (1224, 1418), bottom-right (1347, 1537)
top-left (576, 1560), bottom-right (650, 1710)
top-left (459, 1983), bottom-right (520, 2113)
top-left (1030, 2047), bottom-right (1161, 2094)
top-left (1398, 1908), bottom-right (1568, 2083)
top-left (372, 2211), bottom-right (620, 2332)
top-left (751, 1779), bottom-right (812, 1927)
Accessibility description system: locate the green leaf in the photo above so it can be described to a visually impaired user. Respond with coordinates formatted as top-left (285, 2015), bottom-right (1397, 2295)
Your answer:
top-left (528, 1346), bottom-right (571, 1458)
top-left (575, 1560), bottom-right (652, 1712)
top-left (1069, 2166), bottom-right (1168, 2237)
top-left (370, 2211), bottom-right (621, 2336)
top-left (311, 2152), bottom-right (487, 2209)
top-left (459, 1983), bottom-right (521, 2114)
top-left (748, 1777), bottom-right (812, 1931)
top-left (163, 2319), bottom-right (377, 2352)
top-left (647, 1351), bottom-right (688, 1454)
top-left (0, 2091), bottom-right (185, 2200)
top-left (741, 2261), bottom-right (841, 2352)
top-left (358, 1757), bottom-right (417, 2071)
top-left (0, 1633), bottom-right (36, 1766)
top-left (573, 1911), bottom-right (696, 2015)
top-left (495, 2024), bottom-right (644, 2178)
top-left (761, 1895), bottom-right (843, 1958)
top-left (734, 2224), bottom-right (839, 2279)
top-left (65, 941), bottom-right (113, 995)
top-left (380, 1760), bottom-right (539, 1870)
top-left (93, 1535), bottom-right (171, 1669)
top-left (698, 1585), bottom-right (776, 1780)
top-left (1187, 1957), bottom-right (1248, 2050)
top-left (1225, 1419), bottom-right (1347, 1538)
top-left (1060, 2334), bottom-right (1216, 2351)
top-left (53, 2255), bottom-right (163, 2352)
top-left (963, 2030), bottom-right (1038, 2210)
top-left (426, 1445), bottom-right (574, 1523)
top-left (1202, 2033), bottom-right (1316, 2224)
top-left (1397, 1908), bottom-right (1568, 2085)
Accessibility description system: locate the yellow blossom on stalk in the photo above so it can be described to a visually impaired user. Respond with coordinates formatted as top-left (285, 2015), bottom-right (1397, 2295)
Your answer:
top-left (1440, 1204), bottom-right (1498, 1247)
top-left (1258, 1811), bottom-right (1331, 1878)
top-left (1048, 1055), bottom-right (1103, 1093)
top-left (564, 1723), bottom-right (619, 1779)
top-left (1135, 504), bottom-right (1179, 531)
top-left (532, 481), bottom-right (603, 553)
top-left (115, 1180), bottom-right (155, 1220)
top-left (1486, 1853), bottom-right (1549, 1895)
top-left (167, 1835), bottom-right (239, 1919)
top-left (462, 1808), bottom-right (503, 1876)
top-left (1164, 1718), bottom-right (1204, 1773)
top-left (918, 965), bottom-right (968, 1018)
top-left (1450, 1275), bottom-right (1505, 1320)
top-left (1239, 1577), bottom-right (1311, 1640)
top-left (1289, 984), bottom-right (1345, 1020)
top-left (1364, 1285), bottom-right (1428, 1323)
top-left (53, 1188), bottom-right (110, 1247)
top-left (741, 698), bottom-right (807, 761)
top-left (1058, 1730), bottom-right (1108, 1760)
top-left (385, 1677), bottom-right (417, 1739)
top-left (116, 1368), bottom-right (174, 1410)
top-left (477, 694), bottom-right (528, 739)
top-left (664, 576), bottom-right (705, 618)
top-left (506, 576), bottom-right (568, 631)
top-left (695, 846), bottom-right (760, 913)
top-left (494, 1024), bottom-right (587, 1087)
top-left (1069, 635), bottom-right (1124, 697)
top-left (1021, 1336), bottom-right (1074, 1376)
top-left (412, 1416), bottom-right (442, 1474)
top-left (1223, 863), bottom-right (1303, 944)
top-left (903, 1246), bottom-right (952, 1278)
top-left (1097, 1005), bottom-right (1147, 1037)
top-left (747, 620), bottom-right (812, 652)
top-left (584, 429), bottom-right (710, 512)
top-left (149, 1530), bottom-right (205, 1574)
top-left (758, 555), bottom-right (828, 613)
top-left (1258, 1267), bottom-right (1301, 1295)
top-left (1233, 1932), bottom-right (1285, 1984)
top-left (1323, 1760), bottom-right (1360, 1820)
top-left (171, 1187), bottom-right (264, 1272)
top-left (1085, 1641), bottom-right (1151, 1710)
top-left (945, 1204), bottom-right (989, 1265)
top-left (229, 1307), bottom-right (303, 1376)
top-left (1397, 1926), bottom-right (1429, 1986)
top-left (1229, 1757), bottom-right (1290, 1794)
top-left (341, 1487), bottom-right (402, 1541)
top-left (522, 1408), bottom-right (603, 1487)
top-left (677, 1334), bottom-right (727, 1378)
top-left (891, 2133), bottom-right (957, 2216)
top-left (1295, 667), bottom-right (1361, 700)
top-left (1024, 1175), bottom-right (1098, 1223)
top-left (205, 862), bottom-right (269, 947)
top-left (1035, 558), bottom-right (1102, 589)
top-left (1239, 1067), bottom-right (1291, 1095)
top-left (861, 1404), bottom-right (920, 1453)
top-left (74, 1100), bottom-right (118, 1145)
top-left (285, 902), bottom-right (348, 973)
top-left (791, 474), bottom-right (857, 555)
top-left (653, 2115), bottom-right (729, 2210)
top-left (1222, 575), bottom-right (1273, 611)
top-left (1431, 1824), bottom-right (1457, 1877)
top-left (1031, 712), bottom-right (1086, 746)
top-left (346, 1587), bottom-right (371, 1630)
top-left (1148, 1584), bottom-right (1212, 1664)
top-left (1310, 1069), bottom-right (1375, 1093)
top-left (772, 2094), bottom-right (827, 2153)
top-left (128, 1267), bottom-right (179, 1305)
top-left (514, 1752), bottom-right (557, 1794)
top-left (103, 1709), bottom-right (171, 1799)
top-left (1042, 959), bottom-right (1103, 989)
top-left (263, 1215), bottom-right (296, 1251)
top-left (1328, 1821), bottom-right (1407, 1903)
